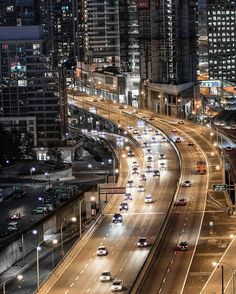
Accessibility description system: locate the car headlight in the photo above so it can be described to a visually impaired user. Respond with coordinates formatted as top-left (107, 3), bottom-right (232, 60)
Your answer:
top-left (144, 242), bottom-right (147, 245)
top-left (118, 217), bottom-right (121, 220)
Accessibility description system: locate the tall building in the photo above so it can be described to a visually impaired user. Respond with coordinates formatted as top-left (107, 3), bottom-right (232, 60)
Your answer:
top-left (197, 0), bottom-right (236, 111)
top-left (0, 26), bottom-right (61, 146)
top-left (207, 0), bottom-right (236, 82)
top-left (138, 0), bottom-right (198, 116)
top-left (76, 0), bottom-right (140, 106)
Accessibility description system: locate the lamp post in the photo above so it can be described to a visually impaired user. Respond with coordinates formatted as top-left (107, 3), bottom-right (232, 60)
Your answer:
top-left (88, 163), bottom-right (94, 193)
top-left (79, 198), bottom-right (85, 237)
top-left (212, 261), bottom-right (235, 294)
top-left (60, 217), bottom-right (77, 257)
top-left (36, 240), bottom-right (45, 290)
top-left (91, 196), bottom-right (96, 217)
top-left (44, 172), bottom-right (50, 188)
top-left (51, 239), bottom-right (58, 268)
top-left (30, 167), bottom-right (36, 183)
top-left (3, 275), bottom-right (23, 294)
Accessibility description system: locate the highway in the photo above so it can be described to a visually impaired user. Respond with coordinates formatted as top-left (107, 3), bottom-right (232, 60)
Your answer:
top-left (68, 96), bottom-right (209, 293)
top-left (41, 104), bottom-right (181, 293)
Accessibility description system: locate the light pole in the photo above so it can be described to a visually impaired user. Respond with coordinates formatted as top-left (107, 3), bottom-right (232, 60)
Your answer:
top-left (30, 167), bottom-right (36, 183)
top-left (79, 198), bottom-right (84, 237)
top-left (36, 240), bottom-right (45, 290)
top-left (91, 196), bottom-right (96, 217)
top-left (60, 217), bottom-right (77, 257)
top-left (44, 172), bottom-right (50, 188)
top-left (212, 261), bottom-right (235, 294)
top-left (3, 275), bottom-right (23, 294)
top-left (51, 239), bottom-right (58, 268)
top-left (88, 163), bottom-right (94, 193)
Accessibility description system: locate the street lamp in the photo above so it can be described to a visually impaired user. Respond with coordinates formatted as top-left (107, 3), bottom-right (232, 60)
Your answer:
top-left (30, 167), bottom-right (36, 183)
top-left (91, 196), bottom-right (96, 217)
top-left (45, 172), bottom-right (51, 188)
top-left (3, 274), bottom-right (23, 294)
top-left (51, 239), bottom-right (58, 268)
top-left (88, 163), bottom-right (94, 192)
top-left (212, 261), bottom-right (235, 294)
top-left (36, 240), bottom-right (44, 290)
top-left (60, 217), bottom-right (77, 257)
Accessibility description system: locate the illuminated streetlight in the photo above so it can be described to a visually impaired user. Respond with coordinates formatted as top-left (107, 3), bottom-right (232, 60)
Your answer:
top-left (3, 275), bottom-right (23, 294)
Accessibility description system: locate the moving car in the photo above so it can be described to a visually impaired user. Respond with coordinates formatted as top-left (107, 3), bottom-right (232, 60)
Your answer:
top-left (127, 180), bottom-right (134, 188)
top-left (32, 207), bottom-right (47, 214)
top-left (127, 150), bottom-right (135, 157)
top-left (124, 193), bottom-right (132, 201)
top-left (133, 129), bottom-right (139, 134)
top-left (172, 128), bottom-right (177, 132)
top-left (175, 137), bottom-right (181, 143)
top-left (146, 165), bottom-right (152, 173)
top-left (149, 116), bottom-right (155, 120)
top-left (111, 279), bottom-right (123, 292)
top-left (10, 212), bottom-right (21, 220)
top-left (100, 271), bottom-right (111, 282)
top-left (132, 170), bottom-right (139, 175)
top-left (174, 198), bottom-right (187, 206)
top-left (137, 237), bottom-right (148, 247)
top-left (159, 153), bottom-right (165, 159)
top-left (147, 156), bottom-right (153, 162)
top-left (160, 162), bottom-right (166, 169)
top-left (153, 170), bottom-right (160, 177)
top-left (145, 194), bottom-right (153, 203)
top-left (97, 246), bottom-right (108, 256)
top-left (93, 98), bottom-right (98, 102)
top-left (119, 105), bottom-right (124, 109)
top-left (7, 222), bottom-right (20, 232)
top-left (225, 146), bottom-right (234, 152)
top-left (187, 141), bottom-right (194, 146)
top-left (176, 241), bottom-right (189, 251)
top-left (161, 137), bottom-right (167, 142)
top-left (182, 180), bottom-right (191, 187)
top-left (139, 174), bottom-right (147, 181)
top-left (119, 202), bottom-right (129, 211)
top-left (142, 129), bottom-right (148, 135)
top-left (151, 137), bottom-right (157, 143)
top-left (178, 120), bottom-right (184, 125)
top-left (137, 185), bottom-right (145, 192)
top-left (112, 213), bottom-right (123, 223)
top-left (146, 148), bottom-right (152, 155)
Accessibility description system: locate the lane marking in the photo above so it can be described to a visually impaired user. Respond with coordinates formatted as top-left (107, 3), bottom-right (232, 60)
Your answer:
top-left (70, 282), bottom-right (74, 288)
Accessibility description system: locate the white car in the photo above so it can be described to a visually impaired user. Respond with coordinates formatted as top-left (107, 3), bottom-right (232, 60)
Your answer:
top-left (111, 279), bottom-right (123, 291)
top-left (100, 271), bottom-right (111, 282)
top-left (97, 246), bottom-right (108, 256)
top-left (182, 180), bottom-right (191, 187)
top-left (145, 194), bottom-right (153, 203)
top-left (7, 221), bottom-right (20, 232)
top-left (137, 185), bottom-right (145, 192)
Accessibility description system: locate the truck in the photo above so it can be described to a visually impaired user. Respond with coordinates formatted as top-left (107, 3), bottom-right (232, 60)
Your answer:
top-left (196, 161), bottom-right (207, 174)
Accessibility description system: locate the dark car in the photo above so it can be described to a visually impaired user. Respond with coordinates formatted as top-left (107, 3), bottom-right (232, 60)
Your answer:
top-left (176, 241), bottom-right (189, 251)
top-left (124, 193), bottom-right (132, 201)
top-left (112, 213), bottom-right (123, 223)
top-left (187, 141), bottom-right (194, 146)
top-left (119, 202), bottom-right (129, 212)
top-left (137, 237), bottom-right (148, 247)
top-left (153, 170), bottom-right (160, 177)
top-left (149, 116), bottom-right (155, 121)
top-left (175, 137), bottom-right (181, 143)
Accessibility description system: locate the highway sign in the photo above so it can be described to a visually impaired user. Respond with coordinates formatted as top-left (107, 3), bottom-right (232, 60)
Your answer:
top-left (212, 184), bottom-right (227, 192)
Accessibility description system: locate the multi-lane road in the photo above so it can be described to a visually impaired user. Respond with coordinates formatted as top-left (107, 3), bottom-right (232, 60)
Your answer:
top-left (34, 96), bottom-right (209, 294)
top-left (43, 114), bottom-right (181, 294)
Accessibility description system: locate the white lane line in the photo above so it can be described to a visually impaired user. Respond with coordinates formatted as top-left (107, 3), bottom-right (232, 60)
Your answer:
top-left (103, 237), bottom-right (106, 240)
top-left (89, 258), bottom-right (92, 262)
top-left (158, 289), bottom-right (162, 293)
top-left (106, 232), bottom-right (109, 236)
top-left (130, 250), bottom-right (132, 254)
top-left (93, 252), bottom-right (96, 256)
top-left (75, 276), bottom-right (79, 281)
top-left (85, 263), bottom-right (88, 268)
top-left (80, 269), bottom-right (84, 274)
top-left (65, 290), bottom-right (69, 294)
top-left (94, 277), bottom-right (97, 282)
top-left (70, 282), bottom-right (74, 288)
top-left (163, 278), bottom-right (166, 284)
top-left (86, 288), bottom-right (91, 292)
top-left (120, 267), bottom-right (123, 272)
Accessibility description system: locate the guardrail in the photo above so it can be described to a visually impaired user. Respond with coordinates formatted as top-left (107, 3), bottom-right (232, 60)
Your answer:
top-left (129, 122), bottom-right (184, 293)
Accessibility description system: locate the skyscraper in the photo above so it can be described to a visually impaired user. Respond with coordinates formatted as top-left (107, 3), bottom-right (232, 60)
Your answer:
top-left (0, 26), bottom-right (61, 146)
top-left (138, 0), bottom-right (198, 116)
